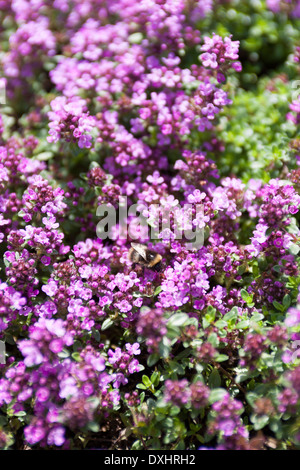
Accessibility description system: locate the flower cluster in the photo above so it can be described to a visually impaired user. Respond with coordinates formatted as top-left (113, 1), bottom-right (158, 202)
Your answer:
top-left (164, 378), bottom-right (210, 409)
top-left (47, 97), bottom-right (95, 149)
top-left (208, 393), bottom-right (246, 439)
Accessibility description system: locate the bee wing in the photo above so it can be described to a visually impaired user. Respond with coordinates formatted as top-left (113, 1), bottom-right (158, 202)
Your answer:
top-left (130, 243), bottom-right (148, 261)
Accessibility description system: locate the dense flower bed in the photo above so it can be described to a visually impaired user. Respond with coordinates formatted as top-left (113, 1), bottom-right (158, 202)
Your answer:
top-left (1, 0), bottom-right (300, 450)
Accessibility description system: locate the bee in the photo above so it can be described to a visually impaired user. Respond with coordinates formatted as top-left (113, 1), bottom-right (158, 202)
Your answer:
top-left (128, 242), bottom-right (163, 272)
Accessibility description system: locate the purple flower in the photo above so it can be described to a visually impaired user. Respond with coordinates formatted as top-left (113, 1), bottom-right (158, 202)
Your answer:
top-left (201, 52), bottom-right (218, 69)
top-left (212, 187), bottom-right (229, 211)
top-left (285, 308), bottom-right (300, 327)
top-left (136, 308), bottom-right (167, 353)
top-left (200, 34), bottom-right (241, 73)
top-left (18, 341), bottom-right (44, 367)
top-left (126, 342), bottom-right (141, 355)
top-left (24, 424), bottom-right (46, 445)
top-left (41, 280), bottom-right (58, 297)
top-left (128, 358), bottom-right (141, 373)
top-left (36, 387), bottom-right (50, 403)
top-left (164, 379), bottom-right (191, 407)
top-left (47, 426), bottom-right (65, 447)
top-left (41, 256), bottom-right (51, 266)
top-left (210, 393), bottom-right (245, 437)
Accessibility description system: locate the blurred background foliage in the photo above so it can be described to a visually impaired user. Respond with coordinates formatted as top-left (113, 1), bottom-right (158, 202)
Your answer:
top-left (199, 0), bottom-right (300, 182)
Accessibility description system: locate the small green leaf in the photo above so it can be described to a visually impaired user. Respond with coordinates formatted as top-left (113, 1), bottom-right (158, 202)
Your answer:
top-left (166, 325), bottom-right (181, 339)
top-left (71, 352), bottom-right (82, 362)
top-left (289, 243), bottom-right (300, 255)
top-left (154, 286), bottom-right (162, 296)
top-left (215, 354), bottom-right (229, 363)
top-left (215, 320), bottom-right (227, 329)
top-left (101, 318), bottom-right (114, 330)
top-left (246, 392), bottom-right (259, 407)
top-left (136, 384), bottom-right (147, 390)
top-left (57, 349), bottom-right (70, 358)
top-left (158, 339), bottom-right (171, 358)
top-left (223, 307), bottom-right (239, 321)
top-left (251, 313), bottom-right (264, 322)
top-left (208, 332), bottom-right (219, 347)
top-left (202, 317), bottom-right (211, 329)
top-left (147, 353), bottom-right (160, 367)
top-left (206, 305), bottom-right (216, 318)
top-left (282, 294), bottom-right (291, 309)
top-left (13, 411), bottom-right (27, 417)
top-left (208, 368), bottom-right (221, 388)
top-left (151, 371), bottom-right (160, 385)
top-left (252, 414), bottom-right (269, 430)
top-left (272, 301), bottom-right (284, 312)
top-left (36, 151), bottom-right (53, 161)
top-left (128, 32), bottom-right (143, 44)
top-left (236, 320), bottom-right (250, 329)
top-left (240, 289), bottom-right (250, 302)
top-left (209, 388), bottom-right (228, 404)
top-left (86, 421), bottom-right (100, 433)
top-left (142, 375), bottom-right (151, 387)
top-left (92, 329), bottom-right (101, 342)
top-left (168, 312), bottom-right (189, 327)
top-left (140, 392), bottom-right (145, 403)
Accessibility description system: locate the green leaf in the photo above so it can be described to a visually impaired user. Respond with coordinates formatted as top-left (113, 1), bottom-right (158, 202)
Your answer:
top-left (136, 384), bottom-right (147, 390)
top-left (208, 368), bottom-right (221, 388)
top-left (168, 312), bottom-right (189, 327)
top-left (236, 320), bottom-right (250, 329)
top-left (202, 317), bottom-right (211, 329)
top-left (223, 307), bottom-right (239, 321)
top-left (206, 305), bottom-right (216, 317)
top-left (240, 289), bottom-right (250, 302)
top-left (131, 440), bottom-right (142, 450)
top-left (36, 151), bottom-right (53, 161)
top-left (203, 307), bottom-right (216, 328)
top-left (4, 334), bottom-right (15, 345)
top-left (147, 353), bottom-right (160, 367)
top-left (128, 32), bottom-right (143, 44)
top-left (139, 392), bottom-right (145, 403)
top-left (246, 392), bottom-right (259, 407)
top-left (101, 318), bottom-right (114, 330)
top-left (142, 375), bottom-right (151, 387)
top-left (289, 243), bottom-right (300, 255)
top-left (13, 411), bottom-right (27, 417)
top-left (250, 313), bottom-right (264, 322)
top-left (57, 348), bottom-right (70, 358)
top-left (235, 368), bottom-right (252, 383)
top-left (158, 338), bottom-right (171, 358)
top-left (86, 421), bottom-right (100, 433)
top-left (209, 388), bottom-right (228, 404)
top-left (269, 417), bottom-right (282, 434)
top-left (151, 371), bottom-right (160, 385)
top-left (166, 325), bottom-right (181, 339)
top-left (215, 354), bottom-right (229, 363)
top-left (282, 294), bottom-right (291, 309)
top-left (92, 329), bottom-right (101, 342)
top-left (251, 414), bottom-right (269, 430)
top-left (154, 286), bottom-right (162, 296)
top-left (71, 352), bottom-right (82, 362)
top-left (174, 440), bottom-right (185, 450)
top-left (215, 320), bottom-right (227, 329)
top-left (169, 406), bottom-right (181, 416)
top-left (272, 301), bottom-right (284, 312)
top-left (208, 332), bottom-right (219, 347)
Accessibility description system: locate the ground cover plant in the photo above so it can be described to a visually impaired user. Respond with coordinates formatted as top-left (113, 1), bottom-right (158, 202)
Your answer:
top-left (1, 0), bottom-right (300, 450)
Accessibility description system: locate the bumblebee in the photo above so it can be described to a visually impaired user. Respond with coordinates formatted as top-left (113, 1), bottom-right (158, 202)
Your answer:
top-left (128, 242), bottom-right (162, 272)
